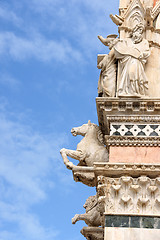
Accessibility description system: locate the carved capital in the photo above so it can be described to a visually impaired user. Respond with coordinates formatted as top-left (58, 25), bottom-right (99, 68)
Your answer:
top-left (96, 168), bottom-right (160, 216)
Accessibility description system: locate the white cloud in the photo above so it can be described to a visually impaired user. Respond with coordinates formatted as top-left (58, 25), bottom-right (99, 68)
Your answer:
top-left (0, 0), bottom-right (119, 64)
top-left (0, 103), bottom-right (68, 239)
top-left (0, 73), bottom-right (20, 89)
top-left (0, 201), bottom-right (59, 240)
top-left (0, 7), bottom-right (22, 27)
top-left (0, 32), bottom-right (83, 63)
top-left (28, 0), bottom-right (119, 57)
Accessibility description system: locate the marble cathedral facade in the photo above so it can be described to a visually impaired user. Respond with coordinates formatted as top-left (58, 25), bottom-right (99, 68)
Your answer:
top-left (60, 0), bottom-right (160, 239)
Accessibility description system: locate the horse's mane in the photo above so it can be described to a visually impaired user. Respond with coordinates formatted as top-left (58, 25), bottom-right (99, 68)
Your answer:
top-left (92, 123), bottom-right (105, 145)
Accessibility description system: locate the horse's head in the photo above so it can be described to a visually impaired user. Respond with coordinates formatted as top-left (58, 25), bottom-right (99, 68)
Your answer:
top-left (71, 120), bottom-right (92, 137)
top-left (71, 121), bottom-right (104, 144)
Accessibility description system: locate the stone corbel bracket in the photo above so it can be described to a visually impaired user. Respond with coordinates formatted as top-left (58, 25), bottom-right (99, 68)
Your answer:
top-left (81, 226), bottom-right (104, 240)
top-left (72, 166), bottom-right (96, 187)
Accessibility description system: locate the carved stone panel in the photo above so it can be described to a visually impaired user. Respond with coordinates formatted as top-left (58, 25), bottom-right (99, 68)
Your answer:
top-left (97, 174), bottom-right (160, 216)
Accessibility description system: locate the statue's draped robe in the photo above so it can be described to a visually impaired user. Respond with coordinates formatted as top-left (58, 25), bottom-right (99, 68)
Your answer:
top-left (114, 38), bottom-right (150, 97)
top-left (98, 54), bottom-right (117, 97)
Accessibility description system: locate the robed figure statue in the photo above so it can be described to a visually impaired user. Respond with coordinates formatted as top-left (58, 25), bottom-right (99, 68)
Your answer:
top-left (98, 23), bottom-right (150, 98)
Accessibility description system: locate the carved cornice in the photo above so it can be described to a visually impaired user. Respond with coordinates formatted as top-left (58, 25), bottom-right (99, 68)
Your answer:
top-left (94, 163), bottom-right (160, 178)
top-left (104, 116), bottom-right (160, 122)
top-left (96, 98), bottom-right (160, 113)
top-left (105, 136), bottom-right (160, 147)
top-left (96, 98), bottom-right (160, 135)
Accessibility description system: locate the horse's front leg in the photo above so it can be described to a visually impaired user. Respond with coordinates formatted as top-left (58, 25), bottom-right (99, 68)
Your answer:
top-left (60, 148), bottom-right (85, 170)
top-left (66, 149), bottom-right (86, 161)
top-left (72, 213), bottom-right (88, 224)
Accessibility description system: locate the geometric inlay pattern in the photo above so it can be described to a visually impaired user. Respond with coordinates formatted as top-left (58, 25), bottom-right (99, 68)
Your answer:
top-left (110, 123), bottom-right (160, 136)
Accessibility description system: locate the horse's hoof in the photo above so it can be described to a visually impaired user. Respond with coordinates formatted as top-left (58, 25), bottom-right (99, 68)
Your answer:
top-left (66, 162), bottom-right (74, 170)
top-left (71, 128), bottom-right (77, 136)
top-left (60, 148), bottom-right (65, 154)
top-left (72, 215), bottom-right (78, 224)
top-left (72, 217), bottom-right (76, 224)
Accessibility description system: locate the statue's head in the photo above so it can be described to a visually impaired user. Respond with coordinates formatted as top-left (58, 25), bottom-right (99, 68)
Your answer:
top-left (130, 23), bottom-right (145, 43)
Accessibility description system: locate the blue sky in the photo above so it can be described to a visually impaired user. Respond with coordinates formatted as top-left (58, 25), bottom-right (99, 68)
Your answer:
top-left (0, 0), bottom-right (119, 239)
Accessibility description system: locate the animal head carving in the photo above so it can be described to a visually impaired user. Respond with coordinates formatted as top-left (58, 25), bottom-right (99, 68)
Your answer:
top-left (83, 195), bottom-right (98, 213)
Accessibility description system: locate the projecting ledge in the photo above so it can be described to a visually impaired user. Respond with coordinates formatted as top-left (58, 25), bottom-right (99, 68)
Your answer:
top-left (94, 162), bottom-right (160, 178)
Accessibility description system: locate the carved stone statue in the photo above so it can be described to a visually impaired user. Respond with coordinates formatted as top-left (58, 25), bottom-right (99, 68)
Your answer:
top-left (60, 120), bottom-right (108, 186)
top-left (97, 35), bottom-right (118, 97)
top-left (115, 23), bottom-right (150, 97)
top-left (98, 23), bottom-right (150, 98)
top-left (72, 195), bottom-right (103, 227)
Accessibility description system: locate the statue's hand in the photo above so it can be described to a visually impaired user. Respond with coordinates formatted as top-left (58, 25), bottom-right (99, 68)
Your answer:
top-left (97, 62), bottom-right (104, 70)
top-left (97, 63), bottom-right (102, 69)
top-left (72, 214), bottom-right (79, 224)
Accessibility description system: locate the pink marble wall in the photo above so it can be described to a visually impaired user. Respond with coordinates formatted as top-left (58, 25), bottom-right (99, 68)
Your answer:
top-left (109, 146), bottom-right (160, 163)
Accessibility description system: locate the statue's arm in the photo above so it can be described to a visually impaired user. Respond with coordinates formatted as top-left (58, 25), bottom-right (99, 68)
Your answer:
top-left (114, 40), bottom-right (141, 59)
top-left (141, 41), bottom-right (150, 59)
top-left (97, 55), bottom-right (109, 70)
top-left (137, 40), bottom-right (150, 64)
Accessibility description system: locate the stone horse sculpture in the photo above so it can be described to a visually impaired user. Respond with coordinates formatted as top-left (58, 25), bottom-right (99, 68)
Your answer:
top-left (72, 195), bottom-right (103, 227)
top-left (60, 120), bottom-right (108, 186)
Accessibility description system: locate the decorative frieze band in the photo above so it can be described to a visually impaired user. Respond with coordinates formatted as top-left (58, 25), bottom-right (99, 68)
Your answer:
top-left (106, 116), bottom-right (160, 123)
top-left (96, 98), bottom-right (160, 113)
top-left (105, 135), bottom-right (160, 146)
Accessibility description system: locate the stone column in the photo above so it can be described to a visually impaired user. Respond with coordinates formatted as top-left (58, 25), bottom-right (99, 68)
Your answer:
top-left (96, 98), bottom-right (160, 240)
